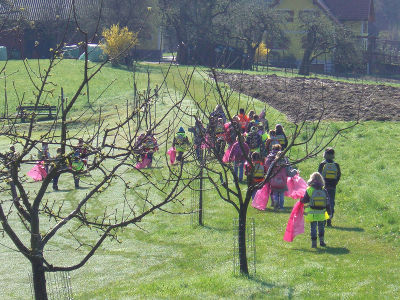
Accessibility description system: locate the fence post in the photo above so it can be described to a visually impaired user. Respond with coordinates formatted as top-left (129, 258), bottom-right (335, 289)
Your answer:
top-left (199, 166), bottom-right (204, 226)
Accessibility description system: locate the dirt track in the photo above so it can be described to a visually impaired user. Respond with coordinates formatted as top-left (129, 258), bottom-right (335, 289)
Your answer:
top-left (216, 72), bottom-right (400, 122)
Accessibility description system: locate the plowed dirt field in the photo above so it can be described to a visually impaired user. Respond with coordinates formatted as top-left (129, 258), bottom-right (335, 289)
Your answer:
top-left (216, 72), bottom-right (400, 122)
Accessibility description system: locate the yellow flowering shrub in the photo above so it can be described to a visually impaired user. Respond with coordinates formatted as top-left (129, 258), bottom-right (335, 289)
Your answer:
top-left (254, 42), bottom-right (270, 62)
top-left (101, 24), bottom-right (138, 65)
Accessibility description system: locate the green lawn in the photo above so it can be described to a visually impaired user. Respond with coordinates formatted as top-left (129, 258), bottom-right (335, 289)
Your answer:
top-left (1, 60), bottom-right (139, 115)
top-left (0, 60), bottom-right (399, 299)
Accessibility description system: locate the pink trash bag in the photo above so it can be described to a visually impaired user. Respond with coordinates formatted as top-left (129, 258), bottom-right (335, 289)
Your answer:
top-left (283, 201), bottom-right (305, 242)
top-left (135, 157), bottom-right (151, 169)
top-left (251, 183), bottom-right (271, 211)
top-left (285, 174), bottom-right (308, 199)
top-left (27, 162), bottom-right (47, 181)
top-left (201, 134), bottom-right (213, 149)
top-left (167, 147), bottom-right (176, 164)
top-left (222, 144), bottom-right (233, 163)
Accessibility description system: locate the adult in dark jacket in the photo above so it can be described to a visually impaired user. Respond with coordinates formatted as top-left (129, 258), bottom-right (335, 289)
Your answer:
top-left (51, 147), bottom-right (70, 191)
top-left (318, 148), bottom-right (341, 226)
top-left (301, 172), bottom-right (332, 248)
top-left (188, 119), bottom-right (206, 161)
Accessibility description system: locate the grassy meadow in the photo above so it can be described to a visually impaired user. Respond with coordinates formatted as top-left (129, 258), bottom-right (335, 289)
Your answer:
top-left (0, 60), bottom-right (399, 299)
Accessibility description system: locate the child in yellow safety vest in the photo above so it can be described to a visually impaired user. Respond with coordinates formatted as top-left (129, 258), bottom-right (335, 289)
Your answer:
top-left (172, 127), bottom-right (190, 163)
top-left (275, 124), bottom-right (288, 150)
top-left (318, 148), bottom-right (341, 227)
top-left (246, 152), bottom-right (265, 199)
top-left (301, 172), bottom-right (332, 248)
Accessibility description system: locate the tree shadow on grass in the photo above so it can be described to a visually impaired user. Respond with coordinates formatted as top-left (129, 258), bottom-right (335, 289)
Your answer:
top-left (246, 275), bottom-right (295, 299)
top-left (329, 226), bottom-right (364, 232)
top-left (57, 188), bottom-right (74, 192)
top-left (292, 246), bottom-right (350, 255)
top-left (322, 246), bottom-right (350, 255)
top-left (201, 225), bottom-right (231, 233)
top-left (75, 186), bottom-right (91, 190)
top-left (149, 166), bottom-right (164, 169)
top-left (262, 207), bottom-right (291, 214)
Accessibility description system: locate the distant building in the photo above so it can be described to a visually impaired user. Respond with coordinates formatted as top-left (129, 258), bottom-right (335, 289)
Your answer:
top-left (271, 0), bottom-right (376, 73)
top-left (0, 0), bottom-right (161, 60)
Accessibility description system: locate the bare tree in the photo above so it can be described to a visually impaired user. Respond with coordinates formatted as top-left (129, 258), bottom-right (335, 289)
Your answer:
top-left (298, 13), bottom-right (356, 76)
top-left (183, 68), bottom-right (358, 275)
top-left (226, 0), bottom-right (287, 69)
top-left (0, 6), bottom-right (196, 300)
top-left (159, 0), bottom-right (239, 65)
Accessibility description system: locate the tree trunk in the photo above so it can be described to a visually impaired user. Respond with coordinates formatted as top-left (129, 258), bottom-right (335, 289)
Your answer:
top-left (177, 42), bottom-right (188, 65)
top-left (31, 258), bottom-right (48, 300)
top-left (238, 207), bottom-right (249, 275)
top-left (247, 46), bottom-right (257, 71)
top-left (299, 47), bottom-right (313, 75)
top-left (31, 207), bottom-right (48, 300)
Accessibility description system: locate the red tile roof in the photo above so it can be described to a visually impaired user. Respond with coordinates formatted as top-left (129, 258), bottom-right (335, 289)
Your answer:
top-left (321, 0), bottom-right (374, 21)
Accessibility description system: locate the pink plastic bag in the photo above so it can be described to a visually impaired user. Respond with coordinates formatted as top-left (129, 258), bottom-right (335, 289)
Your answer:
top-left (285, 174), bottom-right (308, 199)
top-left (27, 162), bottom-right (47, 181)
top-left (167, 147), bottom-right (176, 164)
top-left (201, 134), bottom-right (214, 149)
top-left (251, 183), bottom-right (271, 211)
top-left (222, 144), bottom-right (233, 163)
top-left (135, 157), bottom-right (151, 169)
top-left (283, 201), bottom-right (305, 242)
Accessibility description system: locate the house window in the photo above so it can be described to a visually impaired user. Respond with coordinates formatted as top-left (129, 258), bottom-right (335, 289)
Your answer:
top-left (277, 9), bottom-right (294, 22)
top-left (299, 9), bottom-right (320, 20)
top-left (362, 21), bottom-right (368, 35)
top-left (363, 38), bottom-right (368, 50)
top-left (264, 0), bottom-right (276, 5)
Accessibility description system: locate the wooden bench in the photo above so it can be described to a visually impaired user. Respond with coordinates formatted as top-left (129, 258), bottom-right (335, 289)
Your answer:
top-left (16, 105), bottom-right (57, 122)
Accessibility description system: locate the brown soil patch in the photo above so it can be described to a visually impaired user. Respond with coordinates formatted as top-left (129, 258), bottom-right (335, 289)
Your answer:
top-left (216, 72), bottom-right (400, 122)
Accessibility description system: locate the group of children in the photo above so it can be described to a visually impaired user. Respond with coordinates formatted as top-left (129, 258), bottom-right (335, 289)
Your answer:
top-left (134, 131), bottom-right (159, 168)
top-left (132, 105), bottom-right (341, 248)
top-left (36, 139), bottom-right (88, 190)
top-left (169, 106), bottom-right (341, 248)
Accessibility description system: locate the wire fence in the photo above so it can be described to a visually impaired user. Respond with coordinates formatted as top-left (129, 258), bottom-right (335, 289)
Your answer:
top-left (29, 271), bottom-right (73, 300)
top-left (233, 217), bottom-right (256, 276)
top-left (190, 175), bottom-right (203, 227)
